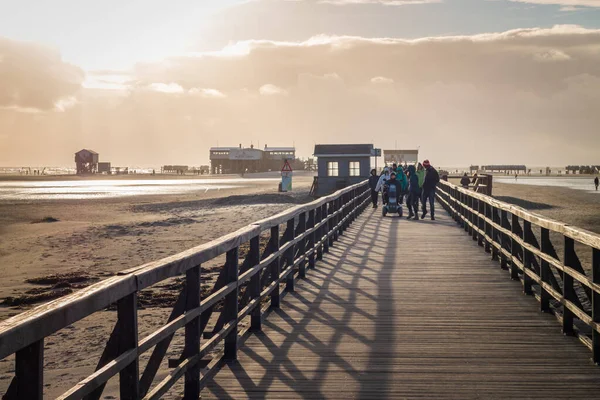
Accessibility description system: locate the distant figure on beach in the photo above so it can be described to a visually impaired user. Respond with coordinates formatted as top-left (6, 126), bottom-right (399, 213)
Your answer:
top-left (460, 173), bottom-right (470, 189)
top-left (369, 169), bottom-right (379, 208)
top-left (515, 174), bottom-right (518, 181)
top-left (421, 160), bottom-right (440, 221)
top-left (595, 176), bottom-right (599, 191)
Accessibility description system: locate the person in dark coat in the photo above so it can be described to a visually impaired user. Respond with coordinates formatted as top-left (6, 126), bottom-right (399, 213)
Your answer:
top-left (460, 173), bottom-right (470, 189)
top-left (421, 159), bottom-right (439, 220)
top-left (406, 164), bottom-right (421, 220)
top-left (595, 176), bottom-right (599, 191)
top-left (368, 169), bottom-right (379, 208)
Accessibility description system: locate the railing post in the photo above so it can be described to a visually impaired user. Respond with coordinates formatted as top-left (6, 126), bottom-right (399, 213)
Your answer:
top-left (477, 198), bottom-right (484, 247)
top-left (593, 248), bottom-right (600, 364)
top-left (540, 228), bottom-right (552, 312)
top-left (317, 206), bottom-right (324, 260)
top-left (500, 210), bottom-right (509, 270)
top-left (491, 207), bottom-right (499, 261)
top-left (224, 247), bottom-right (239, 360)
top-left (510, 214), bottom-right (520, 281)
top-left (484, 202), bottom-right (492, 253)
top-left (334, 198), bottom-right (340, 241)
top-left (522, 220), bottom-right (534, 295)
top-left (184, 265), bottom-right (201, 399)
top-left (117, 292), bottom-right (139, 400)
top-left (14, 339), bottom-right (44, 400)
top-left (298, 212), bottom-right (307, 278)
top-left (285, 218), bottom-right (295, 292)
top-left (467, 195), bottom-right (473, 235)
top-left (471, 197), bottom-right (478, 241)
top-left (563, 236), bottom-right (576, 335)
top-left (327, 201), bottom-right (334, 248)
top-left (270, 226), bottom-right (281, 308)
top-left (308, 209), bottom-right (316, 269)
top-left (249, 236), bottom-right (262, 332)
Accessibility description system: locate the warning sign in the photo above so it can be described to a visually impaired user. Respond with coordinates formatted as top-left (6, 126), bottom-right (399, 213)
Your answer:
top-left (281, 160), bottom-right (293, 173)
top-left (281, 160), bottom-right (293, 192)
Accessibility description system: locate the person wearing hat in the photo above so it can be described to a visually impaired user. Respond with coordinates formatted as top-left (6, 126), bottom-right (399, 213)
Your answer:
top-left (421, 159), bottom-right (440, 220)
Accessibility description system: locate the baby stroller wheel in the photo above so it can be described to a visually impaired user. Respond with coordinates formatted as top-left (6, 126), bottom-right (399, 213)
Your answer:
top-left (382, 207), bottom-right (388, 217)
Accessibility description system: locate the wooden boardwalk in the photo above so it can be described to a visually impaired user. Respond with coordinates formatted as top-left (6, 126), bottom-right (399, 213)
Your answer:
top-left (204, 209), bottom-right (600, 399)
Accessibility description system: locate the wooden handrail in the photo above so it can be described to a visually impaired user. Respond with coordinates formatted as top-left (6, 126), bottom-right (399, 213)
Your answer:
top-left (0, 181), bottom-right (371, 399)
top-left (436, 180), bottom-right (600, 362)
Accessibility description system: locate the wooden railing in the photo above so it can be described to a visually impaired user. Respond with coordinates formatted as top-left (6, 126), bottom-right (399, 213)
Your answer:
top-left (436, 180), bottom-right (600, 363)
top-left (443, 174), bottom-right (493, 195)
top-left (0, 181), bottom-right (371, 399)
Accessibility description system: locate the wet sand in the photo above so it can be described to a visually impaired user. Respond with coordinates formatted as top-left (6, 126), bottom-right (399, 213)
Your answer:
top-left (0, 174), bottom-right (315, 316)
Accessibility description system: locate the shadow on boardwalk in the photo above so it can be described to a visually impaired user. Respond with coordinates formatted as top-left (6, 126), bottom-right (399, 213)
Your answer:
top-left (203, 209), bottom-right (600, 399)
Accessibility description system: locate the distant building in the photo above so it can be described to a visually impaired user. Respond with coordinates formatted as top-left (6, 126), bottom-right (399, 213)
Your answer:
top-left (383, 149), bottom-right (419, 165)
top-left (209, 144), bottom-right (297, 174)
top-left (312, 144), bottom-right (373, 196)
top-left (98, 162), bottom-right (111, 174)
top-left (75, 149), bottom-right (99, 175)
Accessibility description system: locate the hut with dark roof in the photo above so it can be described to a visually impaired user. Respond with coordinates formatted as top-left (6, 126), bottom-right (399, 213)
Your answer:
top-left (312, 144), bottom-right (373, 196)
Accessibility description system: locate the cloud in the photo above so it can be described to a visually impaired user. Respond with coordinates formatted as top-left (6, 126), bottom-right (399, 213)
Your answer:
top-left (510, 0), bottom-right (600, 8)
top-left (189, 88), bottom-right (227, 98)
top-left (148, 82), bottom-right (186, 93)
top-left (318, 0), bottom-right (441, 5)
top-left (0, 37), bottom-right (84, 112)
top-left (371, 76), bottom-right (394, 84)
top-left (54, 96), bottom-right (78, 112)
top-left (2, 25), bottom-right (600, 166)
top-left (259, 84), bottom-right (289, 95)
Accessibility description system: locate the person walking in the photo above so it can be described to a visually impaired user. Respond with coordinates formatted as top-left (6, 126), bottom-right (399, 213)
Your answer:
top-left (421, 159), bottom-right (440, 221)
top-left (369, 169), bottom-right (380, 208)
top-left (595, 176), bottom-right (599, 191)
top-left (406, 165), bottom-right (421, 220)
top-left (460, 173), bottom-right (470, 188)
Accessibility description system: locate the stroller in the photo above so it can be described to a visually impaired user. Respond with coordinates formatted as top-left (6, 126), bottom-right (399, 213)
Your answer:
top-left (382, 183), bottom-right (403, 217)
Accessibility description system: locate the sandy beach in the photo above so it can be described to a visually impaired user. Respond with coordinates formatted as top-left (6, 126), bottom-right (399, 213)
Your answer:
top-left (0, 172), bottom-right (317, 398)
top-left (493, 181), bottom-right (600, 235)
top-left (0, 173), bottom-right (315, 316)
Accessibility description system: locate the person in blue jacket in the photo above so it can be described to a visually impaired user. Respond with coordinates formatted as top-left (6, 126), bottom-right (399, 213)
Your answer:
top-left (406, 164), bottom-right (421, 220)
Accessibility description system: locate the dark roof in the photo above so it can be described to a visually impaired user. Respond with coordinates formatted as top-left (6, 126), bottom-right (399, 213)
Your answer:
top-left (76, 149), bottom-right (98, 155)
top-left (314, 144), bottom-right (373, 156)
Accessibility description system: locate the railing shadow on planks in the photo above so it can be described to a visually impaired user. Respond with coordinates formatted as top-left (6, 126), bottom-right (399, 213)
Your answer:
top-left (0, 181), bottom-right (371, 400)
top-left (436, 180), bottom-right (600, 363)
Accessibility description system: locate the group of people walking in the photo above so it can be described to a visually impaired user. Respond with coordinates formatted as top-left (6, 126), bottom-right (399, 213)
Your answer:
top-left (368, 160), bottom-right (440, 220)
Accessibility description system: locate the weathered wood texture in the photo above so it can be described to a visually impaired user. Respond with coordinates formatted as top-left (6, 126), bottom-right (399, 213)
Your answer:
top-left (436, 180), bottom-right (600, 359)
top-left (203, 210), bottom-right (600, 399)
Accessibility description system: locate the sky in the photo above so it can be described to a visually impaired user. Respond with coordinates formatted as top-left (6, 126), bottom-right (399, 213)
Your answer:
top-left (0, 0), bottom-right (599, 167)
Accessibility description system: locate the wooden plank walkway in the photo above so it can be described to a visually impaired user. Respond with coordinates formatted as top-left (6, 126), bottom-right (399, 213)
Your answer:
top-left (203, 208), bottom-right (600, 399)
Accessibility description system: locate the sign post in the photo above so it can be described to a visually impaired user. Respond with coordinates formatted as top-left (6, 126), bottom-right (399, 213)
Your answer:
top-left (371, 148), bottom-right (382, 172)
top-left (281, 160), bottom-right (293, 192)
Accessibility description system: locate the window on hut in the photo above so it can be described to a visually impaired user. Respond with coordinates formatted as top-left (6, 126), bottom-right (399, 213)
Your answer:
top-left (327, 162), bottom-right (339, 177)
top-left (349, 161), bottom-right (360, 177)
